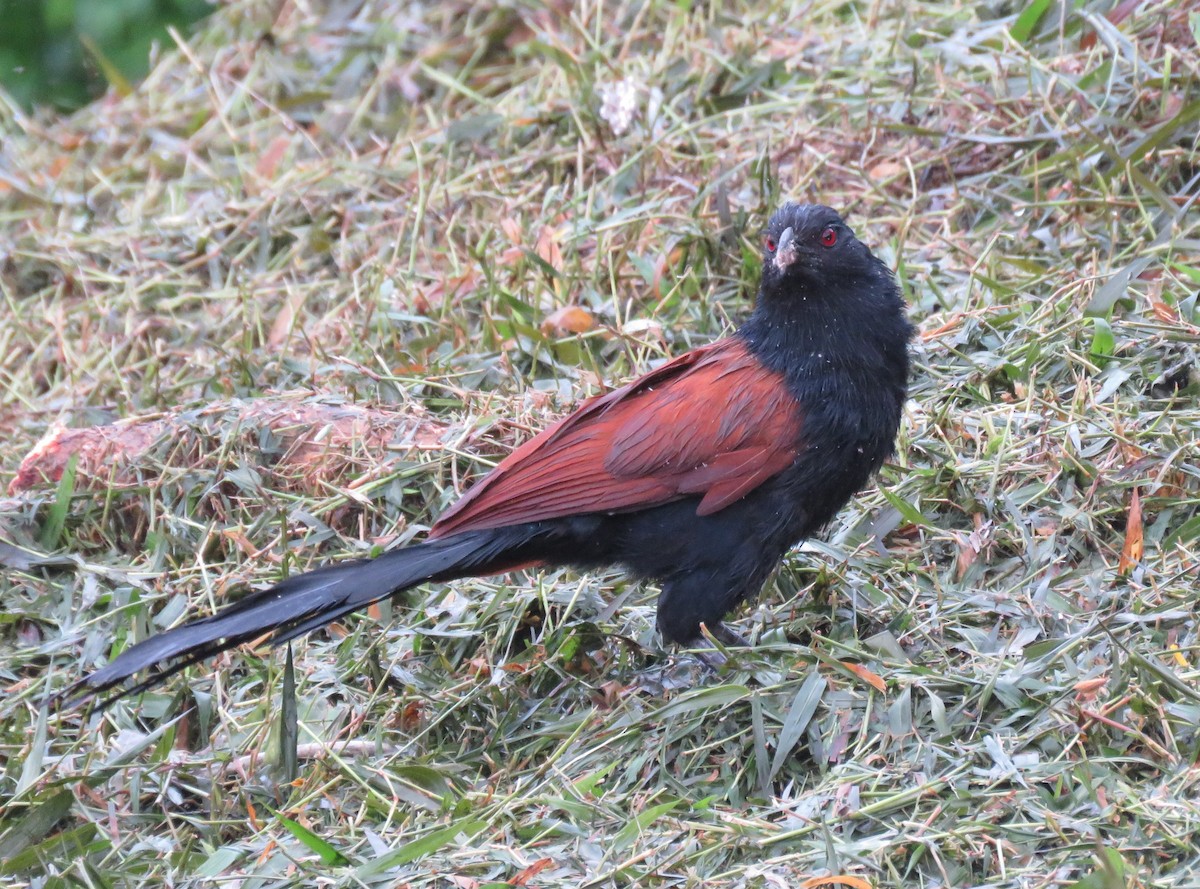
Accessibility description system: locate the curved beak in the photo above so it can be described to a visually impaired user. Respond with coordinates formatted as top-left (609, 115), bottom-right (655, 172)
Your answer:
top-left (773, 226), bottom-right (798, 271)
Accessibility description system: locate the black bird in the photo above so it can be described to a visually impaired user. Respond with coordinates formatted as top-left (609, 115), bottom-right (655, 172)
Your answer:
top-left (63, 203), bottom-right (912, 705)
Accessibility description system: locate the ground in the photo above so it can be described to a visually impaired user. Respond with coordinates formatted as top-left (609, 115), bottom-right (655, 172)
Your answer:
top-left (1, 1), bottom-right (1199, 887)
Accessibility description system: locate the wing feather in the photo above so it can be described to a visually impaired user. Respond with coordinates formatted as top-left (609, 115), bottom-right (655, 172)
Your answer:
top-left (429, 338), bottom-right (803, 538)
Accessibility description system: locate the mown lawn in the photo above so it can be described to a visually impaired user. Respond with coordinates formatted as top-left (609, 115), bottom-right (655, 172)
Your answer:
top-left (2, 1), bottom-right (1198, 886)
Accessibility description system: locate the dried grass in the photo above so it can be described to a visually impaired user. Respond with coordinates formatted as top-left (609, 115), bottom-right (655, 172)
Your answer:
top-left (1, 0), bottom-right (1199, 886)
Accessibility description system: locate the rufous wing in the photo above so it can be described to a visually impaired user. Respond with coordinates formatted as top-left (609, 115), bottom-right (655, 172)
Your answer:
top-left (429, 338), bottom-right (804, 538)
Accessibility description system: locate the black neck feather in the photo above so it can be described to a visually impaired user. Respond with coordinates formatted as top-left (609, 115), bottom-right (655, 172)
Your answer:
top-left (737, 260), bottom-right (911, 399)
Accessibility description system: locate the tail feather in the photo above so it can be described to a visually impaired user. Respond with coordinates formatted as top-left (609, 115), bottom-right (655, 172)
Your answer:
top-left (59, 530), bottom-right (533, 708)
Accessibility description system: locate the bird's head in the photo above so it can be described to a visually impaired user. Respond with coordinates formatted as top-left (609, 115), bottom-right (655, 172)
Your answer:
top-left (759, 203), bottom-right (883, 296)
top-left (744, 201), bottom-right (910, 390)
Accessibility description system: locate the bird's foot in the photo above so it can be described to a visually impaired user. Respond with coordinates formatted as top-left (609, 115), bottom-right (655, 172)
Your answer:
top-left (633, 623), bottom-right (749, 693)
top-left (689, 622), bottom-right (748, 671)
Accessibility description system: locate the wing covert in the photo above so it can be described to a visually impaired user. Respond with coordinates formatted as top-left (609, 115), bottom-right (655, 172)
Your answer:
top-left (429, 338), bottom-right (803, 538)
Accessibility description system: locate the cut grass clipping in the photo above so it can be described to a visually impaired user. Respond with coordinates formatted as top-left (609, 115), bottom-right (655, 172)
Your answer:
top-left (1, 1), bottom-right (1198, 886)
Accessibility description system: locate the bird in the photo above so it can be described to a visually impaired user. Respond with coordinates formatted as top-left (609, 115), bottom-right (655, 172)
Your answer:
top-left (60, 202), bottom-right (912, 706)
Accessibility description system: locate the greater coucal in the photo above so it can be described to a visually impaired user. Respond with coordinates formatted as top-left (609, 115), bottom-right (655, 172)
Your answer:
top-left (62, 203), bottom-right (912, 705)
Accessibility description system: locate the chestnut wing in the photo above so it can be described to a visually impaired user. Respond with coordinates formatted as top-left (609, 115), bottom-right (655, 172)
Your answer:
top-left (429, 338), bottom-right (803, 538)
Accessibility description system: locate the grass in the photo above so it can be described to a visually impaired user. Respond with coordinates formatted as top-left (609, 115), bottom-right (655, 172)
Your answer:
top-left (1, 0), bottom-right (1199, 885)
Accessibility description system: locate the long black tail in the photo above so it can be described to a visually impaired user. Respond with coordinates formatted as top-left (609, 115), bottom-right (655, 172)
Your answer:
top-left (59, 528), bottom-right (540, 708)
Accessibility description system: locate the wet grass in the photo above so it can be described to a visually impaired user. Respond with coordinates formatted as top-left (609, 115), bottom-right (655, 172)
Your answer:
top-left (1, 0), bottom-right (1199, 885)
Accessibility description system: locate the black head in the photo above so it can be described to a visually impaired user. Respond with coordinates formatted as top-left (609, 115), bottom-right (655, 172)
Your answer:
top-left (743, 201), bottom-right (911, 390)
top-left (759, 203), bottom-right (884, 296)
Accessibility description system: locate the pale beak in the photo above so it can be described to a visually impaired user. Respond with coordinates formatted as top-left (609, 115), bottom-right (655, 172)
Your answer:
top-left (773, 226), bottom-right (797, 271)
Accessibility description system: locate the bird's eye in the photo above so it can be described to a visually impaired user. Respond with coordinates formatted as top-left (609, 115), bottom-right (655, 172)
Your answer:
top-left (765, 236), bottom-right (777, 252)
top-left (820, 227), bottom-right (838, 247)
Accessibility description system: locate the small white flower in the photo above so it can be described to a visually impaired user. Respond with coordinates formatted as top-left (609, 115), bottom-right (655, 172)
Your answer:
top-left (597, 77), bottom-right (642, 135)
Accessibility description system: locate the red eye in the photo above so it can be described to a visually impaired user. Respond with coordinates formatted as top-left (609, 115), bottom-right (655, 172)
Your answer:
top-left (820, 227), bottom-right (838, 247)
top-left (765, 236), bottom-right (777, 252)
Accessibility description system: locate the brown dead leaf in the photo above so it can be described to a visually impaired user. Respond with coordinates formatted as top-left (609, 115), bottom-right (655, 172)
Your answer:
top-left (267, 287), bottom-right (308, 349)
top-left (1114, 424), bottom-right (1144, 466)
top-left (399, 700), bottom-right (423, 731)
top-left (1154, 91), bottom-right (1184, 125)
top-left (499, 245), bottom-right (525, 268)
top-left (842, 662), bottom-right (887, 693)
top-left (954, 531), bottom-right (977, 581)
top-left (1149, 297), bottom-right (1179, 323)
top-left (255, 134), bottom-right (292, 182)
top-left (1073, 677), bottom-right (1108, 704)
top-left (47, 154), bottom-right (71, 181)
top-left (414, 268), bottom-right (481, 312)
top-left (652, 243), bottom-right (686, 299)
top-left (920, 314), bottom-right (964, 341)
top-left (222, 527), bottom-right (262, 558)
top-left (510, 858), bottom-right (555, 886)
top-left (541, 305), bottom-right (595, 336)
top-left (868, 160), bottom-right (905, 181)
top-left (535, 225), bottom-right (562, 271)
top-left (1118, 487), bottom-right (1143, 576)
top-left (500, 217), bottom-right (523, 246)
top-left (800, 876), bottom-right (873, 889)
top-left (955, 516), bottom-right (994, 580)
